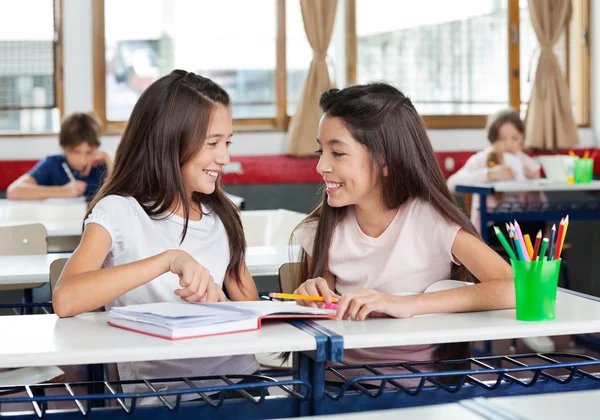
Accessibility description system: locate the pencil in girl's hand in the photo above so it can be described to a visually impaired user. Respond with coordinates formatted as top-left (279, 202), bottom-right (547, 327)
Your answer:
top-left (493, 226), bottom-right (517, 261)
top-left (268, 292), bottom-right (339, 303)
top-left (537, 238), bottom-right (549, 261)
top-left (553, 216), bottom-right (568, 260)
top-left (547, 223), bottom-right (557, 260)
top-left (532, 230), bottom-right (542, 260)
top-left (524, 234), bottom-right (534, 260)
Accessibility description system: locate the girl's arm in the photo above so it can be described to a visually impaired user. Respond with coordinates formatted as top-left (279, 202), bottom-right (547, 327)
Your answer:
top-left (223, 262), bottom-right (259, 301)
top-left (446, 153), bottom-right (489, 192)
top-left (6, 174), bottom-right (86, 199)
top-left (337, 229), bottom-right (514, 320)
top-left (53, 224), bottom-right (220, 317)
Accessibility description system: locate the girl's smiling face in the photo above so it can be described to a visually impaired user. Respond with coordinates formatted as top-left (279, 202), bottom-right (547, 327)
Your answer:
top-left (315, 115), bottom-right (382, 208)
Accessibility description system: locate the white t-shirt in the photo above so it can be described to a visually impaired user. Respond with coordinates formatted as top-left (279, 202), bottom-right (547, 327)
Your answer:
top-left (85, 195), bottom-right (259, 397)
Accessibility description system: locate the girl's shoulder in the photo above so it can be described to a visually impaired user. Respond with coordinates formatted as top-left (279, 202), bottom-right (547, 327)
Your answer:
top-left (91, 195), bottom-right (142, 217)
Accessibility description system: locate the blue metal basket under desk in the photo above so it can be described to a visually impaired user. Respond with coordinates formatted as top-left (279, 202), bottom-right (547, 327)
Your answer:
top-left (455, 183), bottom-right (600, 243)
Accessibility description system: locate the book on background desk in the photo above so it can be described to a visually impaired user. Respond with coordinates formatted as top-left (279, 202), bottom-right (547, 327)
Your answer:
top-left (108, 301), bottom-right (335, 340)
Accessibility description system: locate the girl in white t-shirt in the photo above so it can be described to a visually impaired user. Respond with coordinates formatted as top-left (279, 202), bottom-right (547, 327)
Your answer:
top-left (53, 70), bottom-right (260, 397)
top-left (293, 83), bottom-right (515, 367)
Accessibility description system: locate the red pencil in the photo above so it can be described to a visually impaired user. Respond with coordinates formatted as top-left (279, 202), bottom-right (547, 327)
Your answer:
top-left (590, 150), bottom-right (598, 160)
top-left (553, 218), bottom-right (567, 260)
top-left (532, 230), bottom-right (542, 260)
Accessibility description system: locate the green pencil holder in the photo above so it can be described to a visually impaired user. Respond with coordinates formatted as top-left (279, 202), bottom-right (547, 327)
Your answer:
top-left (574, 158), bottom-right (593, 184)
top-left (511, 258), bottom-right (561, 321)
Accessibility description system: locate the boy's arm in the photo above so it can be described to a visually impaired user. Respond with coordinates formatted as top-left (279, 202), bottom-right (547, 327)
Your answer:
top-left (6, 174), bottom-right (84, 199)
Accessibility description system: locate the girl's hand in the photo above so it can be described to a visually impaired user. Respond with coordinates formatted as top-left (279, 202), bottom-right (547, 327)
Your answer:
top-left (525, 167), bottom-right (541, 179)
top-left (487, 165), bottom-right (514, 181)
top-left (168, 250), bottom-right (226, 302)
top-left (336, 289), bottom-right (416, 321)
top-left (293, 277), bottom-right (339, 308)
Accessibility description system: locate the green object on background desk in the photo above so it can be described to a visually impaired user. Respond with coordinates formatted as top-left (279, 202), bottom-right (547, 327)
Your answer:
top-left (574, 158), bottom-right (594, 184)
top-left (512, 258), bottom-right (561, 321)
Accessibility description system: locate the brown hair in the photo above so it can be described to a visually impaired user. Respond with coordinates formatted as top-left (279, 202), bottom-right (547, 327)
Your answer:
top-left (86, 70), bottom-right (246, 286)
top-left (59, 112), bottom-right (102, 149)
top-left (291, 83), bottom-right (480, 362)
top-left (486, 108), bottom-right (524, 144)
top-left (293, 83), bottom-right (479, 289)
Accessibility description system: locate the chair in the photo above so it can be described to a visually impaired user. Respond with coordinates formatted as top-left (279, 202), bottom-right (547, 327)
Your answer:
top-left (0, 224), bottom-right (48, 299)
top-left (0, 224), bottom-right (64, 389)
top-left (278, 262), bottom-right (300, 294)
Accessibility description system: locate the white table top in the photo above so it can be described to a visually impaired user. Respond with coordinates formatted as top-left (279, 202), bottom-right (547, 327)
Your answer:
top-left (484, 389), bottom-right (600, 420)
top-left (288, 403), bottom-right (482, 420)
top-left (458, 179), bottom-right (600, 193)
top-left (315, 291), bottom-right (600, 349)
top-left (0, 312), bottom-right (315, 368)
top-left (0, 219), bottom-right (82, 237)
top-left (0, 245), bottom-right (299, 285)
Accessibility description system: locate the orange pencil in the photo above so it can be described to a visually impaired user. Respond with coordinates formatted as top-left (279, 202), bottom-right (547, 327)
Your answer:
top-left (556, 215), bottom-right (569, 259)
top-left (584, 150), bottom-right (590, 159)
top-left (568, 150), bottom-right (577, 158)
top-left (523, 234), bottom-right (534, 260)
top-left (553, 217), bottom-right (567, 260)
top-left (532, 230), bottom-right (542, 260)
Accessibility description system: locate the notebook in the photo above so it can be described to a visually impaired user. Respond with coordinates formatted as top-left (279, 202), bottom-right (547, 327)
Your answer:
top-left (108, 301), bottom-right (336, 340)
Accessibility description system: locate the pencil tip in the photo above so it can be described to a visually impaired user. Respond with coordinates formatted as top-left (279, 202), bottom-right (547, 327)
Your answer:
top-left (536, 230), bottom-right (542, 237)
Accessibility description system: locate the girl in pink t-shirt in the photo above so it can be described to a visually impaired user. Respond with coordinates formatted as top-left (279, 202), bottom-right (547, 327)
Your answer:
top-left (447, 108), bottom-right (546, 234)
top-left (292, 83), bottom-right (515, 370)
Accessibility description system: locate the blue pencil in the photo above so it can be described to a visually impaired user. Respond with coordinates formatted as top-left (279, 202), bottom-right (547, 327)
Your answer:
top-left (513, 234), bottom-right (526, 261)
top-left (546, 224), bottom-right (557, 261)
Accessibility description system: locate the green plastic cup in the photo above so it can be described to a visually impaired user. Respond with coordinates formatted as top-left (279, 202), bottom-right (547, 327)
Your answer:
top-left (574, 158), bottom-right (593, 184)
top-left (511, 258), bottom-right (561, 321)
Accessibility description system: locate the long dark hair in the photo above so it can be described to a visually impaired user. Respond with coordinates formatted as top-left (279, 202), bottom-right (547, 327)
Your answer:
top-left (87, 70), bottom-right (246, 285)
top-left (293, 82), bottom-right (479, 289)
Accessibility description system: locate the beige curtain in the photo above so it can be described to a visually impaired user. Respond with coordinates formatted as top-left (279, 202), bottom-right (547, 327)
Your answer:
top-left (525, 0), bottom-right (577, 149)
top-left (287, 0), bottom-right (338, 156)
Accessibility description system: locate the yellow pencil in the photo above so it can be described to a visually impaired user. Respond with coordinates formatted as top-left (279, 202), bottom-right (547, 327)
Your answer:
top-left (524, 234), bottom-right (534, 260)
top-left (569, 150), bottom-right (577, 158)
top-left (268, 292), bottom-right (339, 303)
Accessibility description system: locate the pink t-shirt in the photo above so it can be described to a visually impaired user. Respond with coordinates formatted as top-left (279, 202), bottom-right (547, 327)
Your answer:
top-left (295, 198), bottom-right (461, 370)
top-left (447, 147), bottom-right (545, 232)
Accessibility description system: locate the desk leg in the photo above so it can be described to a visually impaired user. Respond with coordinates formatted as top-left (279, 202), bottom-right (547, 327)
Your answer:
top-left (479, 193), bottom-right (489, 243)
top-left (294, 352), bottom-right (326, 416)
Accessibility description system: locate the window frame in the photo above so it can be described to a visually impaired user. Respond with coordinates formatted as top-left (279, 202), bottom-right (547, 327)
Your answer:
top-left (346, 0), bottom-right (590, 129)
top-left (92, 0), bottom-right (289, 134)
top-left (0, 0), bottom-right (64, 137)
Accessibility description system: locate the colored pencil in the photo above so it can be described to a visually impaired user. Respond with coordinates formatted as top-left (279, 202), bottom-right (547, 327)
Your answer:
top-left (532, 230), bottom-right (542, 260)
top-left (547, 224), bottom-right (557, 261)
top-left (584, 150), bottom-right (590, 159)
top-left (538, 238), bottom-right (549, 261)
top-left (506, 223), bottom-right (516, 256)
top-left (554, 216), bottom-right (569, 260)
top-left (590, 150), bottom-right (598, 160)
top-left (494, 226), bottom-right (517, 261)
top-left (268, 292), bottom-right (339, 303)
top-left (568, 150), bottom-right (577, 158)
top-left (513, 236), bottom-right (526, 261)
top-left (524, 234), bottom-right (534, 260)
top-left (513, 220), bottom-right (530, 261)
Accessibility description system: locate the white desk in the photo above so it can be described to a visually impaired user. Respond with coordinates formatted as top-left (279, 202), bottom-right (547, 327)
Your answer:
top-left (0, 312), bottom-right (315, 368)
top-left (0, 245), bottom-right (299, 286)
top-left (459, 179), bottom-right (600, 193)
top-left (287, 404), bottom-right (483, 420)
top-left (484, 389), bottom-right (600, 420)
top-left (315, 291), bottom-right (600, 349)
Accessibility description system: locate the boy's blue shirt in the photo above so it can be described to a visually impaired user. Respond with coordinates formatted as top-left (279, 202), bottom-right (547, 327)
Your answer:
top-left (28, 154), bottom-right (107, 199)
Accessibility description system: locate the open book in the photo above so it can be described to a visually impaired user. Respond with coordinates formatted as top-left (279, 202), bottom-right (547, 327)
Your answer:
top-left (108, 301), bottom-right (335, 340)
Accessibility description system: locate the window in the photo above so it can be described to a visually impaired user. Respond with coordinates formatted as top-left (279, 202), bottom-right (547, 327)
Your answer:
top-left (349, 0), bottom-right (590, 128)
top-left (0, 0), bottom-right (62, 135)
top-left (97, 0), bottom-right (325, 132)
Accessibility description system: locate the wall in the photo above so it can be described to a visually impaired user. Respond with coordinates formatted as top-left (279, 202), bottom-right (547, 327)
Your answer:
top-left (0, 0), bottom-right (596, 164)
